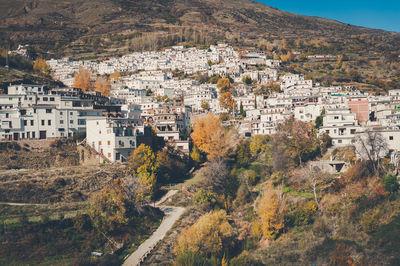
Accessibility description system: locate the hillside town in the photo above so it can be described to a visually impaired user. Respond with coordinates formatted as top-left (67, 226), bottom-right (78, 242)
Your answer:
top-left (0, 44), bottom-right (399, 168)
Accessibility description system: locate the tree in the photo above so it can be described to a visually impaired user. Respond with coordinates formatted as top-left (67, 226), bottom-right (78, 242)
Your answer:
top-left (315, 108), bottom-right (326, 129)
top-left (191, 113), bottom-right (236, 160)
top-left (219, 92), bottom-right (235, 112)
top-left (242, 76), bottom-right (252, 85)
top-left (174, 210), bottom-right (234, 257)
top-left (88, 178), bottom-right (135, 233)
top-left (201, 101), bottom-right (210, 111)
top-left (217, 78), bottom-right (231, 93)
top-left (33, 58), bottom-right (50, 75)
top-left (354, 129), bottom-right (389, 173)
top-left (94, 76), bottom-right (111, 96)
top-left (110, 71), bottom-right (121, 81)
top-left (276, 116), bottom-right (320, 166)
top-left (127, 144), bottom-right (158, 203)
top-left (256, 183), bottom-right (285, 240)
top-left (382, 175), bottom-right (399, 194)
top-left (74, 68), bottom-right (92, 91)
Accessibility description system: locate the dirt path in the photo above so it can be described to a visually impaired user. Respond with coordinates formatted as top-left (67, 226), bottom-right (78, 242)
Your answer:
top-left (123, 190), bottom-right (184, 266)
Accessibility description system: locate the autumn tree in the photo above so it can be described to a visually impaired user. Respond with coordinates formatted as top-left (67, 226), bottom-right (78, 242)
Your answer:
top-left (127, 144), bottom-right (158, 203)
top-left (94, 76), bottom-right (111, 96)
top-left (88, 178), bottom-right (135, 233)
top-left (354, 129), bottom-right (389, 173)
top-left (74, 68), bottom-right (92, 91)
top-left (219, 92), bottom-right (235, 112)
top-left (174, 210), bottom-right (234, 257)
top-left (255, 183), bottom-right (286, 240)
top-left (191, 113), bottom-right (236, 160)
top-left (217, 78), bottom-right (231, 93)
top-left (110, 71), bottom-right (121, 81)
top-left (242, 76), bottom-right (252, 85)
top-left (201, 101), bottom-right (210, 111)
top-left (276, 116), bottom-right (320, 166)
top-left (33, 58), bottom-right (50, 75)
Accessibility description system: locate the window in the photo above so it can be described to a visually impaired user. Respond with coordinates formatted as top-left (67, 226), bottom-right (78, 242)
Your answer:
top-left (99, 141), bottom-right (102, 146)
top-left (50, 97), bottom-right (55, 101)
top-left (70, 112), bottom-right (73, 115)
top-left (46, 109), bottom-right (52, 113)
top-left (60, 112), bottom-right (63, 115)
top-left (351, 129), bottom-right (356, 134)
top-left (48, 120), bottom-right (51, 126)
top-left (43, 97), bottom-right (48, 101)
top-left (24, 120), bottom-right (27, 126)
top-left (70, 120), bottom-right (73, 124)
top-left (60, 120), bottom-right (64, 124)
top-left (31, 120), bottom-right (34, 126)
top-left (334, 116), bottom-right (339, 120)
top-left (41, 120), bottom-right (45, 126)
top-left (108, 153), bottom-right (111, 158)
top-left (32, 132), bottom-right (35, 138)
top-left (107, 141), bottom-right (111, 145)
top-left (5, 113), bottom-right (9, 118)
top-left (389, 136), bottom-right (394, 141)
top-left (338, 140), bottom-right (342, 144)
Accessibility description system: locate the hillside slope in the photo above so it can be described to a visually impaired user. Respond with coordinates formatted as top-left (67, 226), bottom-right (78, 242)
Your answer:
top-left (0, 0), bottom-right (399, 54)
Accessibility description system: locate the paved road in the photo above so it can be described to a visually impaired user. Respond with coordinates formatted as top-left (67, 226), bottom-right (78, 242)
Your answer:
top-left (123, 190), bottom-right (185, 266)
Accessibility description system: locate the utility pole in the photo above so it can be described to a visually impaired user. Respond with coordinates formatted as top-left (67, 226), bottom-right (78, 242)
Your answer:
top-left (5, 40), bottom-right (9, 69)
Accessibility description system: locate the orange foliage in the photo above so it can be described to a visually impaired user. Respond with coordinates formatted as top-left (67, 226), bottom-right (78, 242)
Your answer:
top-left (191, 113), bottom-right (233, 160)
top-left (94, 76), bottom-right (111, 96)
top-left (73, 69), bottom-right (92, 91)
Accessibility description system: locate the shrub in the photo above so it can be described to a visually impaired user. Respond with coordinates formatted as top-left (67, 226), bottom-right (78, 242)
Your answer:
top-left (382, 175), bottom-right (399, 194)
top-left (193, 189), bottom-right (217, 207)
top-left (174, 210), bottom-right (234, 257)
top-left (360, 210), bottom-right (380, 233)
top-left (285, 201), bottom-right (317, 227)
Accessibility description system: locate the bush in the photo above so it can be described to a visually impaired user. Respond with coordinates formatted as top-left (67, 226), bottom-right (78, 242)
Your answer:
top-left (382, 175), bottom-right (399, 194)
top-left (285, 201), bottom-right (317, 227)
top-left (175, 251), bottom-right (219, 266)
top-left (193, 189), bottom-right (217, 207)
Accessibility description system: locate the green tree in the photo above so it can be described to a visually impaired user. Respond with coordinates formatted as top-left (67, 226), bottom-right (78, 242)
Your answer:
top-left (383, 175), bottom-right (399, 193)
top-left (242, 76), bottom-right (252, 85)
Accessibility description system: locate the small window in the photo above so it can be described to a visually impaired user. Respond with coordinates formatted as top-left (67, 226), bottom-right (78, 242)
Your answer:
top-left (60, 120), bottom-right (64, 124)
top-left (70, 120), bottom-right (73, 124)
top-left (389, 136), bottom-right (394, 141)
top-left (24, 120), bottom-right (27, 126)
top-left (46, 109), bottom-right (52, 113)
top-left (48, 120), bottom-right (51, 126)
top-left (108, 153), bottom-right (111, 158)
top-left (50, 97), bottom-right (55, 101)
top-left (43, 97), bottom-right (48, 101)
top-left (41, 120), bottom-right (45, 126)
top-left (107, 141), bottom-right (111, 145)
top-left (70, 112), bottom-right (73, 115)
top-left (60, 112), bottom-right (63, 115)
top-left (338, 140), bottom-right (342, 144)
top-left (99, 141), bottom-right (102, 146)
top-left (30, 120), bottom-right (34, 126)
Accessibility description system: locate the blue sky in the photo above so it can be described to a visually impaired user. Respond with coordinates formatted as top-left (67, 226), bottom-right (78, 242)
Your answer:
top-left (258, 0), bottom-right (400, 32)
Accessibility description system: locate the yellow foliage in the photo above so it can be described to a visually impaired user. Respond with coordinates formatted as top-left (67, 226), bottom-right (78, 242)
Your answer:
top-left (256, 183), bottom-right (285, 240)
top-left (191, 113), bottom-right (233, 160)
top-left (219, 91), bottom-right (235, 111)
top-left (73, 68), bottom-right (92, 91)
top-left (217, 78), bottom-right (231, 93)
top-left (174, 210), bottom-right (233, 256)
top-left (94, 76), bottom-right (111, 96)
top-left (110, 71), bottom-right (121, 80)
top-left (33, 58), bottom-right (50, 75)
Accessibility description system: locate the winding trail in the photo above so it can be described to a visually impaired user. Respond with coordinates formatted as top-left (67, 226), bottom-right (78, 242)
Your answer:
top-left (123, 190), bottom-right (185, 266)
